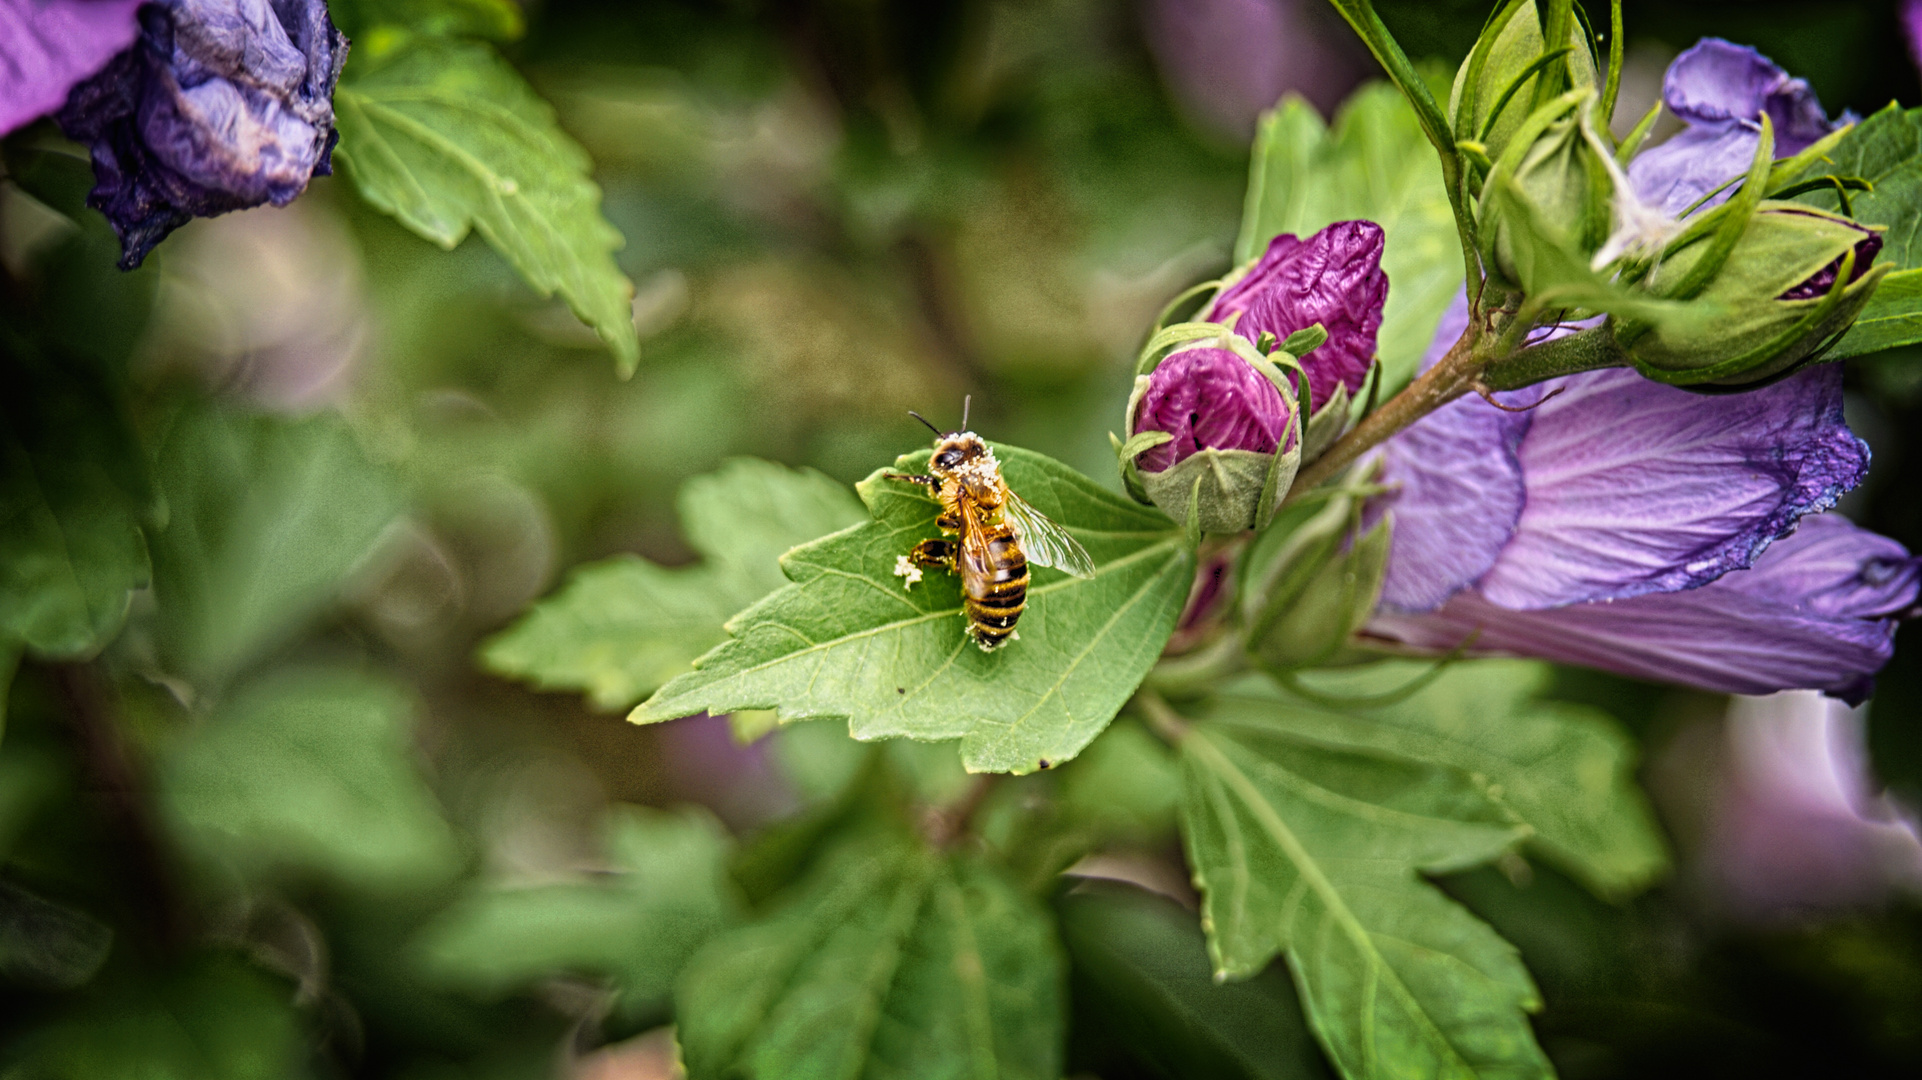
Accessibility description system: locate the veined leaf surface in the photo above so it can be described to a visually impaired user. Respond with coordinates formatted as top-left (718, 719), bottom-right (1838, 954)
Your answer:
top-left (333, 40), bottom-right (639, 372)
top-left (1270, 659), bottom-right (1667, 897)
top-left (1177, 700), bottom-right (1552, 1080)
top-left (634, 445), bottom-right (1192, 774)
top-left (676, 829), bottom-right (1063, 1080)
top-left (484, 459), bottom-right (864, 710)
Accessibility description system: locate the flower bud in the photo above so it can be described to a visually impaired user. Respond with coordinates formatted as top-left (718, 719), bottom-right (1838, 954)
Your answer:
top-left (1450, 0), bottom-right (1598, 162)
top-left (1623, 205), bottom-right (1887, 386)
top-left (1477, 92), bottom-right (1613, 293)
top-left (1126, 342), bottom-right (1300, 534)
top-left (56, 0), bottom-right (349, 268)
top-left (1204, 221), bottom-right (1388, 416)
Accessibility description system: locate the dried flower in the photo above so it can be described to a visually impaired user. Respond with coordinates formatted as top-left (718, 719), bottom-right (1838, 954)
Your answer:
top-left (56, 0), bottom-right (349, 268)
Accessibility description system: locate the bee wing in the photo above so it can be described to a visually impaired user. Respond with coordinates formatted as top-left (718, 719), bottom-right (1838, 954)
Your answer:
top-left (957, 494), bottom-right (996, 584)
top-left (1002, 490), bottom-right (1095, 578)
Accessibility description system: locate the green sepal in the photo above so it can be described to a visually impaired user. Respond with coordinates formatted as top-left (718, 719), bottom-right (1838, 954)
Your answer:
top-left (1279, 323), bottom-right (1328, 356)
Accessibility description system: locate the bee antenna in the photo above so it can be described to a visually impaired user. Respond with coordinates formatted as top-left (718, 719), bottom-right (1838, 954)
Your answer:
top-left (907, 410), bottom-right (942, 437)
top-left (960, 394), bottom-right (971, 432)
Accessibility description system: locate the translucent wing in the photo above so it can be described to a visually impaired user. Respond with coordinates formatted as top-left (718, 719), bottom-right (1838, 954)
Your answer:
top-left (1001, 489), bottom-right (1095, 578)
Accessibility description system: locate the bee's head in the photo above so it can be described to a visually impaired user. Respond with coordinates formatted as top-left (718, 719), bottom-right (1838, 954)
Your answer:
top-left (931, 432), bottom-right (986, 473)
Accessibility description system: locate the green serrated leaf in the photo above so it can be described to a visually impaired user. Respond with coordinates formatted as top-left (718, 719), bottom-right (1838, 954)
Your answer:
top-left (634, 445), bottom-right (1192, 775)
top-left (157, 669), bottom-right (460, 893)
top-left (1791, 105), bottom-right (1922, 358)
top-left (1271, 659), bottom-right (1667, 897)
top-left (484, 459), bottom-right (866, 710)
top-left (1177, 705), bottom-right (1552, 1080)
top-left (0, 350), bottom-right (150, 660)
top-left (415, 805), bottom-right (740, 1017)
top-left (1237, 85), bottom-right (1463, 391)
top-left (1058, 881), bottom-right (1332, 1080)
top-left (333, 40), bottom-right (639, 372)
top-left (677, 828), bottom-right (1064, 1080)
top-left (151, 407), bottom-right (403, 689)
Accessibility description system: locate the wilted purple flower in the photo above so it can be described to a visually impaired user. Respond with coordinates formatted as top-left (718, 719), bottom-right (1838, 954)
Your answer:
top-left (1365, 300), bottom-right (1916, 702)
top-left (1132, 345), bottom-right (1290, 472)
top-left (0, 0), bottom-right (142, 136)
top-left (1206, 221), bottom-right (1388, 412)
top-left (56, 0), bottom-right (349, 268)
top-left (1628, 39), bottom-right (1848, 216)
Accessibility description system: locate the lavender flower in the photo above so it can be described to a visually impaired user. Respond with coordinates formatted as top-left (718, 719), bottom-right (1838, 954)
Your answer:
top-left (0, 0), bottom-right (143, 137)
top-left (1131, 345), bottom-right (1291, 472)
top-left (1365, 301), bottom-right (1917, 702)
top-left (56, 0), bottom-right (349, 268)
top-left (1628, 39), bottom-right (1847, 217)
top-left (1205, 221), bottom-right (1388, 412)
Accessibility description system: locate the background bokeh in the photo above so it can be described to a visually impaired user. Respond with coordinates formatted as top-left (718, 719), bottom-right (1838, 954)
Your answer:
top-left (6, 0), bottom-right (1922, 1076)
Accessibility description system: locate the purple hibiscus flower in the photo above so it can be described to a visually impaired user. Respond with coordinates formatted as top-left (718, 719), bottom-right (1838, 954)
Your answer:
top-left (1366, 298), bottom-right (1919, 703)
top-left (0, 0), bottom-right (144, 137)
top-left (55, 0), bottom-right (349, 268)
top-left (1204, 220), bottom-right (1388, 413)
top-left (1628, 38), bottom-right (1849, 217)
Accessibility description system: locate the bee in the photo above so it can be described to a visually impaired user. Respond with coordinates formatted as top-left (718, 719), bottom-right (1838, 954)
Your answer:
top-left (887, 399), bottom-right (1095, 651)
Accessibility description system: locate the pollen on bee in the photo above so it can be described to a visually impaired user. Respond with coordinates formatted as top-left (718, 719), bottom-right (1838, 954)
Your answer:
top-left (893, 555), bottom-right (923, 589)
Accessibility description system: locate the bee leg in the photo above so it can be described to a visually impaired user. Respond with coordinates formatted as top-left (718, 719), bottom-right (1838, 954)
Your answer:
top-left (895, 539), bottom-right (954, 590)
top-left (884, 472), bottom-right (941, 494)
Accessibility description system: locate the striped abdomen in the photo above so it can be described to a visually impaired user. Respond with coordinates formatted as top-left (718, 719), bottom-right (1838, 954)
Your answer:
top-left (963, 523), bottom-right (1028, 650)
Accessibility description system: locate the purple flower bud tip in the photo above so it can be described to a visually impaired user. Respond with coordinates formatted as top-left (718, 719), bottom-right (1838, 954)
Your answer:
top-left (1206, 220), bottom-right (1387, 412)
top-left (56, 0), bottom-right (349, 269)
top-left (1133, 346), bottom-right (1290, 472)
top-left (1780, 228), bottom-right (1883, 301)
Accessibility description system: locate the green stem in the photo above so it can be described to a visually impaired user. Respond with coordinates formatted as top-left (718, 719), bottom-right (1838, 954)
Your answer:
top-left (1283, 321), bottom-right (1488, 502)
top-left (1132, 687), bottom-right (1191, 746)
top-left (1481, 324), bottom-right (1629, 389)
top-left (1146, 633), bottom-right (1247, 696)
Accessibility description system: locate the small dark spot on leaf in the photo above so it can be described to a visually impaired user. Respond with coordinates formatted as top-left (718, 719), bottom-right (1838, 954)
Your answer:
top-left (1037, 759), bottom-right (1052, 770)
top-left (896, 686), bottom-right (906, 694)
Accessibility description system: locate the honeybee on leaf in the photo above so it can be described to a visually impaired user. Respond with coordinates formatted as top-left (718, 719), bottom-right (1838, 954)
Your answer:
top-left (887, 399), bottom-right (1096, 651)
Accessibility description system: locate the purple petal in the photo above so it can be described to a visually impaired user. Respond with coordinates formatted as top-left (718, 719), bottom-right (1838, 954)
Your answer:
top-left (1662, 38), bottom-right (1836, 151)
top-left (1133, 345), bottom-right (1290, 472)
top-left (1473, 364), bottom-right (1867, 610)
top-left (1368, 514), bottom-right (1918, 703)
top-left (1372, 299), bottom-right (1531, 612)
top-left (1206, 221), bottom-right (1388, 412)
top-left (0, 0), bottom-right (143, 136)
top-left (1627, 124), bottom-right (1765, 217)
top-left (1630, 39), bottom-right (1844, 216)
top-left (1907, 0), bottom-right (1922, 77)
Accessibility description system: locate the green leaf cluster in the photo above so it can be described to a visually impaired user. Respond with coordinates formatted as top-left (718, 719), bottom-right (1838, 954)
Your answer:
top-left (415, 804), bottom-right (741, 1018)
top-left (634, 445), bottom-right (1194, 775)
top-left (1169, 658), bottom-right (1665, 1079)
top-left (151, 407), bottom-right (404, 689)
top-left (158, 669), bottom-right (461, 893)
top-left (679, 823), bottom-right (1063, 1080)
top-left (485, 459), bottom-right (865, 710)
